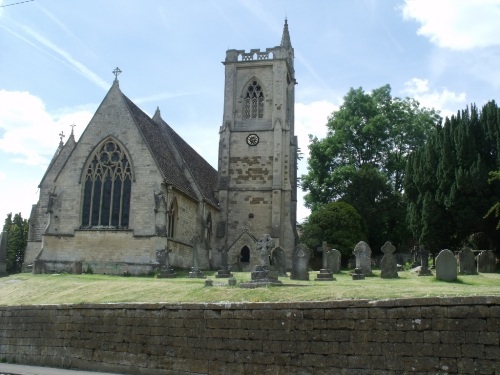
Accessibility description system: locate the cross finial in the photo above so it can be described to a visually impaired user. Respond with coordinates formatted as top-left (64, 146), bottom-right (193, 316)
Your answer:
top-left (70, 123), bottom-right (76, 135)
top-left (59, 131), bottom-right (65, 144)
top-left (113, 67), bottom-right (122, 82)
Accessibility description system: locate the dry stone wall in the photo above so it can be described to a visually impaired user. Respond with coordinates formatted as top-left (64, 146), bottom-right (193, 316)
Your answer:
top-left (0, 296), bottom-right (499, 374)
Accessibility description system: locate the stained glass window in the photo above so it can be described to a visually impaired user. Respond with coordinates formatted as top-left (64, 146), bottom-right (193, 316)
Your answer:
top-left (244, 80), bottom-right (264, 119)
top-left (81, 139), bottom-right (132, 229)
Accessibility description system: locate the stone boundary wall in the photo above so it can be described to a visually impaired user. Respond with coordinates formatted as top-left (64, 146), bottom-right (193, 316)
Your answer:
top-left (0, 296), bottom-right (499, 374)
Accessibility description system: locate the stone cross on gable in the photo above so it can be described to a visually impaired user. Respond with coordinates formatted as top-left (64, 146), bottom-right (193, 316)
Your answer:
top-left (256, 234), bottom-right (274, 266)
top-left (70, 123), bottom-right (76, 135)
top-left (59, 131), bottom-right (65, 144)
top-left (113, 67), bottom-right (122, 81)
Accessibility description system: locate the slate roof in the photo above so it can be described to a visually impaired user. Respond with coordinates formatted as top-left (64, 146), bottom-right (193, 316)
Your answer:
top-left (120, 88), bottom-right (219, 209)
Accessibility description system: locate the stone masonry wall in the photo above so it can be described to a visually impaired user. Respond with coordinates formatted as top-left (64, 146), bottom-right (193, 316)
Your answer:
top-left (0, 296), bottom-right (499, 374)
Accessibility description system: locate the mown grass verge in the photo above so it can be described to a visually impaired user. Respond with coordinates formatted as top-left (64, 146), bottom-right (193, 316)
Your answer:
top-left (0, 270), bottom-right (499, 305)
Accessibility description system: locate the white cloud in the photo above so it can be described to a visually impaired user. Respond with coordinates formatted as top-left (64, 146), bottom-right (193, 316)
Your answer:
top-left (295, 100), bottom-right (338, 223)
top-left (402, 78), bottom-right (466, 119)
top-left (402, 0), bottom-right (500, 50)
top-left (0, 90), bottom-right (92, 167)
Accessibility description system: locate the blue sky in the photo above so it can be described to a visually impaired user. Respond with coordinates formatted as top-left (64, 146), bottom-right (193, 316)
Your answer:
top-left (1, 0), bottom-right (500, 224)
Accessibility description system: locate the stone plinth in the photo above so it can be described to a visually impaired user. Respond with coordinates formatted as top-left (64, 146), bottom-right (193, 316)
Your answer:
top-left (351, 268), bottom-right (365, 280)
top-left (188, 267), bottom-right (206, 278)
top-left (240, 265), bottom-right (282, 288)
top-left (315, 269), bottom-right (335, 281)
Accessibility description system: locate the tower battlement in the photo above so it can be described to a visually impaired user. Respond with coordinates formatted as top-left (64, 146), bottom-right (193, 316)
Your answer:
top-left (225, 47), bottom-right (289, 63)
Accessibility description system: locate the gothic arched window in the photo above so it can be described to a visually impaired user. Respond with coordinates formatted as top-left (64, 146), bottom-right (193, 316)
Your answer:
top-left (81, 139), bottom-right (132, 229)
top-left (205, 212), bottom-right (212, 243)
top-left (167, 199), bottom-right (178, 238)
top-left (244, 80), bottom-right (264, 119)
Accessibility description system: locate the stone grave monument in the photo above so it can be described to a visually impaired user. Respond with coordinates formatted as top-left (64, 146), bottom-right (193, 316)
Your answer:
top-left (240, 234), bottom-right (281, 288)
top-left (0, 231), bottom-right (7, 277)
top-left (291, 243), bottom-right (310, 280)
top-left (188, 236), bottom-right (205, 278)
top-left (380, 241), bottom-right (398, 279)
top-left (352, 241), bottom-right (372, 278)
top-left (327, 248), bottom-right (341, 274)
top-left (417, 245), bottom-right (432, 276)
top-left (477, 250), bottom-right (497, 273)
top-left (216, 246), bottom-right (233, 278)
top-left (270, 246), bottom-right (287, 277)
top-left (435, 249), bottom-right (458, 281)
top-left (458, 247), bottom-right (476, 275)
top-left (315, 241), bottom-right (334, 281)
top-left (156, 247), bottom-right (176, 278)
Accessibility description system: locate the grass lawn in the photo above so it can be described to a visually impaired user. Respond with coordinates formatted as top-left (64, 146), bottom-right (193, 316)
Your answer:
top-left (0, 270), bottom-right (499, 306)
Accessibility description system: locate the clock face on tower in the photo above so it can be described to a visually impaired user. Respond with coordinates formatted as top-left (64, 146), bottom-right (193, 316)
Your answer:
top-left (246, 133), bottom-right (259, 146)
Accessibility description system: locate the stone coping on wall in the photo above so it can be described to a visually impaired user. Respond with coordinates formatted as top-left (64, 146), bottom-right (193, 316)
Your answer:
top-left (3, 295), bottom-right (499, 311)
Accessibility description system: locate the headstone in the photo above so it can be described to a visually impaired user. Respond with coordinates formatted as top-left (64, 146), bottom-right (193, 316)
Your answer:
top-left (417, 245), bottom-right (432, 276)
top-left (270, 246), bottom-right (287, 276)
top-left (228, 277), bottom-right (237, 286)
top-left (327, 249), bottom-right (341, 274)
top-left (353, 241), bottom-right (372, 276)
top-left (315, 242), bottom-right (334, 281)
top-left (458, 247), bottom-right (476, 275)
top-left (477, 250), bottom-right (497, 273)
top-left (188, 236), bottom-right (205, 278)
top-left (0, 231), bottom-right (8, 277)
top-left (156, 247), bottom-right (176, 278)
top-left (435, 249), bottom-right (457, 281)
top-left (216, 246), bottom-right (232, 278)
top-left (204, 279), bottom-right (213, 287)
top-left (240, 234), bottom-right (282, 288)
top-left (351, 267), bottom-right (365, 280)
top-left (380, 241), bottom-right (398, 279)
top-left (290, 244), bottom-right (310, 280)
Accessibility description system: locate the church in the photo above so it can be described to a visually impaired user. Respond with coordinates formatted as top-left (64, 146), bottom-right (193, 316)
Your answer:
top-left (24, 20), bottom-right (298, 275)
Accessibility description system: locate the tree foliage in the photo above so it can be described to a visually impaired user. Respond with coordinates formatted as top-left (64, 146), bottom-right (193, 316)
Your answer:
top-left (405, 101), bottom-right (500, 252)
top-left (300, 202), bottom-right (366, 260)
top-left (2, 212), bottom-right (28, 274)
top-left (301, 85), bottom-right (439, 251)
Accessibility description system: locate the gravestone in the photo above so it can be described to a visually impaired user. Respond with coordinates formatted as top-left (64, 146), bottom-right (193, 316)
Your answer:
top-left (327, 249), bottom-right (341, 274)
top-left (380, 241), bottom-right (398, 279)
top-left (188, 236), bottom-right (205, 278)
top-left (240, 234), bottom-right (281, 288)
top-left (477, 250), bottom-right (497, 273)
top-left (290, 244), bottom-right (310, 280)
top-left (0, 231), bottom-right (7, 277)
top-left (270, 246), bottom-right (287, 277)
top-left (353, 241), bottom-right (372, 276)
top-left (435, 249), bottom-right (457, 281)
top-left (417, 245), bottom-right (432, 276)
top-left (216, 246), bottom-right (232, 278)
top-left (458, 247), bottom-right (476, 275)
top-left (156, 247), bottom-right (176, 278)
top-left (316, 241), bottom-right (334, 281)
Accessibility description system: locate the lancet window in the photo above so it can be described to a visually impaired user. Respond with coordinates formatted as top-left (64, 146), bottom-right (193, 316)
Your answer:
top-left (81, 139), bottom-right (132, 229)
top-left (244, 80), bottom-right (264, 119)
top-left (167, 199), bottom-right (178, 237)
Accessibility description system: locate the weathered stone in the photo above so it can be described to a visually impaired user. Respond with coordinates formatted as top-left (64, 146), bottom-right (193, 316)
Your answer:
top-left (417, 245), bottom-right (432, 276)
top-left (156, 247), bottom-right (176, 278)
top-left (351, 268), bottom-right (365, 280)
top-left (216, 246), bottom-right (232, 278)
top-left (270, 246), bottom-right (287, 276)
top-left (290, 244), bottom-right (310, 280)
top-left (327, 249), bottom-right (341, 274)
top-left (477, 250), bottom-right (496, 273)
top-left (353, 241), bottom-right (372, 276)
top-left (316, 242), bottom-right (334, 281)
top-left (458, 247), bottom-right (476, 275)
top-left (240, 234), bottom-right (282, 288)
top-left (435, 249), bottom-right (457, 281)
top-left (380, 241), bottom-right (398, 279)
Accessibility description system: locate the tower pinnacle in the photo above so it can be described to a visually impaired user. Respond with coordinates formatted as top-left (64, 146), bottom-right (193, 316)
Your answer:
top-left (280, 18), bottom-right (292, 49)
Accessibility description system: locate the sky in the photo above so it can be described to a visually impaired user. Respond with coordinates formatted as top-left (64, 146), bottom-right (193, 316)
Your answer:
top-left (1, 0), bottom-right (500, 225)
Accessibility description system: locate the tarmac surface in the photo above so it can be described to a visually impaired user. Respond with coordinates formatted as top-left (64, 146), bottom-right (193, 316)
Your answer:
top-left (0, 363), bottom-right (119, 375)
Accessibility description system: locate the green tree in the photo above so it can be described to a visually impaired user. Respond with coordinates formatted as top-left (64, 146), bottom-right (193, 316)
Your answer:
top-left (405, 102), bottom-right (500, 251)
top-left (300, 202), bottom-right (366, 261)
top-left (302, 84), bottom-right (439, 251)
top-left (484, 171), bottom-right (500, 230)
top-left (3, 213), bottom-right (28, 274)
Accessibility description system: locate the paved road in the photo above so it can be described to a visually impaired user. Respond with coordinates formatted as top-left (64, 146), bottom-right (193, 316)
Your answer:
top-left (0, 363), bottom-right (119, 375)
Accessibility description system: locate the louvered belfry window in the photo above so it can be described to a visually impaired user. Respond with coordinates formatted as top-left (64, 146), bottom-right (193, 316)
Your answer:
top-left (81, 139), bottom-right (132, 229)
top-left (244, 80), bottom-right (264, 119)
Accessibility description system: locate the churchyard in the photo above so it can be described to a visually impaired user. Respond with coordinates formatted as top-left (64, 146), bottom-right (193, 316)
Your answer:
top-left (1, 269), bottom-right (499, 306)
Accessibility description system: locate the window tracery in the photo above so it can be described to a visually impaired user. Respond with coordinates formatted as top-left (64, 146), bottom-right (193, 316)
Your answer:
top-left (81, 139), bottom-right (132, 229)
top-left (244, 80), bottom-right (264, 119)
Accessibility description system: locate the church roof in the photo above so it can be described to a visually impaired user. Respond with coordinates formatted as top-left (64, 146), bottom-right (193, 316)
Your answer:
top-left (118, 85), bottom-right (218, 208)
top-left (152, 109), bottom-right (219, 208)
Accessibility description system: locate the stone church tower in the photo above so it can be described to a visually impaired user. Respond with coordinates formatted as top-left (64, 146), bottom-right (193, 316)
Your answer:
top-left (216, 20), bottom-right (298, 269)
